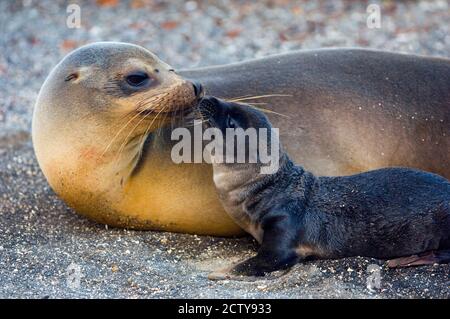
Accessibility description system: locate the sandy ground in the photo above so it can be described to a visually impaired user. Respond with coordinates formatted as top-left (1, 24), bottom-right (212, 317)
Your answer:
top-left (0, 0), bottom-right (449, 298)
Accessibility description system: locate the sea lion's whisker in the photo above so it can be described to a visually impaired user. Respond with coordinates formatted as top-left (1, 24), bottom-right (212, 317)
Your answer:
top-left (101, 107), bottom-right (150, 157)
top-left (181, 110), bottom-right (206, 127)
top-left (247, 105), bottom-right (291, 119)
top-left (157, 106), bottom-right (170, 137)
top-left (114, 113), bottom-right (151, 166)
top-left (137, 104), bottom-right (169, 159)
top-left (227, 94), bottom-right (292, 102)
top-left (225, 94), bottom-right (252, 101)
top-left (115, 105), bottom-right (166, 166)
top-left (154, 106), bottom-right (170, 139)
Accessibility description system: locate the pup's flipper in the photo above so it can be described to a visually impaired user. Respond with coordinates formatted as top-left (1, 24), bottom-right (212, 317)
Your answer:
top-left (208, 211), bottom-right (299, 281)
top-left (387, 250), bottom-right (450, 268)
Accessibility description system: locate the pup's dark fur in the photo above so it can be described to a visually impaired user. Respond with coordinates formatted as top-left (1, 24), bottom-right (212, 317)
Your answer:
top-left (199, 96), bottom-right (450, 279)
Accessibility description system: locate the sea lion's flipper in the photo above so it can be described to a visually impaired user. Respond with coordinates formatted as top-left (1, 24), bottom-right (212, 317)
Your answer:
top-left (387, 250), bottom-right (450, 268)
top-left (209, 213), bottom-right (299, 279)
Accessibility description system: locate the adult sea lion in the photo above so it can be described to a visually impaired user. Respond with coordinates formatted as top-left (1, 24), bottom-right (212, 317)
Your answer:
top-left (197, 97), bottom-right (450, 279)
top-left (32, 42), bottom-right (450, 235)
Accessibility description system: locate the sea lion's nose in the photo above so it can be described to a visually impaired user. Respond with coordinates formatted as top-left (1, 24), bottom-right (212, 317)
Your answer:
top-left (192, 82), bottom-right (204, 99)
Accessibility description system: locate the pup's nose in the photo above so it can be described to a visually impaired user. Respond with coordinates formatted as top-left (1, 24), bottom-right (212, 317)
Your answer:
top-left (192, 82), bottom-right (204, 99)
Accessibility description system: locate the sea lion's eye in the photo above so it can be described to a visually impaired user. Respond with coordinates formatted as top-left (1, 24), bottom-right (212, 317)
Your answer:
top-left (227, 116), bottom-right (237, 129)
top-left (125, 72), bottom-right (150, 87)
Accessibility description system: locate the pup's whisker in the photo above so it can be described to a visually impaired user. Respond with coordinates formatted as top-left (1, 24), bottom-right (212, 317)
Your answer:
top-left (227, 94), bottom-right (292, 102)
top-left (247, 105), bottom-right (291, 119)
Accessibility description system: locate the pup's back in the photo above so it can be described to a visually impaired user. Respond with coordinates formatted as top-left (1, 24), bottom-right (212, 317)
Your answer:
top-left (306, 167), bottom-right (450, 259)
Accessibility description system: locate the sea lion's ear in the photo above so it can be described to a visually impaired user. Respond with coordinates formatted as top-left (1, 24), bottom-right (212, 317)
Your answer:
top-left (64, 66), bottom-right (92, 83)
top-left (64, 73), bottom-right (78, 82)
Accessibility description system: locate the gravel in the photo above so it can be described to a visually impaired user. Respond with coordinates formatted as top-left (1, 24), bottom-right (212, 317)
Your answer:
top-left (0, 0), bottom-right (449, 298)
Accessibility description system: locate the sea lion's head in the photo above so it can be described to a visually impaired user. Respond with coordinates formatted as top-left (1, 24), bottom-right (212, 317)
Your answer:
top-left (35, 41), bottom-right (202, 135)
top-left (198, 96), bottom-right (283, 192)
top-left (32, 42), bottom-right (203, 202)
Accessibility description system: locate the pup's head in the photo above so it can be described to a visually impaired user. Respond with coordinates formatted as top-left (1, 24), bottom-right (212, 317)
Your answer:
top-left (198, 96), bottom-right (281, 181)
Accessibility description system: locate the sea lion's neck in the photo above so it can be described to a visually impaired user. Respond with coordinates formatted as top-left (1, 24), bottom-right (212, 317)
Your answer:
top-left (212, 153), bottom-right (315, 241)
top-left (213, 152), bottom-right (291, 190)
top-left (91, 131), bottom-right (155, 196)
top-left (34, 112), bottom-right (151, 202)
top-left (215, 154), bottom-right (290, 199)
top-left (214, 154), bottom-right (317, 213)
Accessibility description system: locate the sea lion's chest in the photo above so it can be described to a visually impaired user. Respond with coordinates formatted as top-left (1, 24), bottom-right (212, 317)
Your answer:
top-left (216, 186), bottom-right (264, 243)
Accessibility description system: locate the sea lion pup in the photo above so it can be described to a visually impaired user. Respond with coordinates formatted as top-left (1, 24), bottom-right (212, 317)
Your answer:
top-left (198, 97), bottom-right (450, 279)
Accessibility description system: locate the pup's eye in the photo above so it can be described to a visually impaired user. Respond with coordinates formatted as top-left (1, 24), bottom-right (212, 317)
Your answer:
top-left (227, 116), bottom-right (237, 129)
top-left (125, 72), bottom-right (150, 87)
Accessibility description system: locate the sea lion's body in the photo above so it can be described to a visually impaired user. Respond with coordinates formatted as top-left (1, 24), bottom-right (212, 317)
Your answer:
top-left (199, 98), bottom-right (450, 278)
top-left (33, 43), bottom-right (450, 236)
